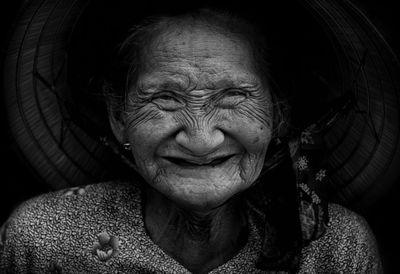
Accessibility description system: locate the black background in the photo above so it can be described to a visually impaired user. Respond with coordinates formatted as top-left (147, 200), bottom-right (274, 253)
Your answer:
top-left (1, 0), bottom-right (399, 273)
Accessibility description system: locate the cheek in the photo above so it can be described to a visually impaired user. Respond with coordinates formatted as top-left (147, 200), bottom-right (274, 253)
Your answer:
top-left (125, 107), bottom-right (177, 175)
top-left (237, 122), bottom-right (271, 180)
top-left (127, 103), bottom-right (176, 141)
top-left (237, 122), bottom-right (271, 152)
top-left (220, 105), bottom-right (272, 154)
top-left (219, 106), bottom-right (272, 181)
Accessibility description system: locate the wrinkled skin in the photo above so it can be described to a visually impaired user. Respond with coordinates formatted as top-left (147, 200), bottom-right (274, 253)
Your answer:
top-left (123, 26), bottom-right (273, 211)
top-left (108, 23), bottom-right (274, 273)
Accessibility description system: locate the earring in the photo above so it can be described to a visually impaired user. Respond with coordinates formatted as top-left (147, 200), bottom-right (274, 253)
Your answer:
top-left (123, 142), bottom-right (131, 150)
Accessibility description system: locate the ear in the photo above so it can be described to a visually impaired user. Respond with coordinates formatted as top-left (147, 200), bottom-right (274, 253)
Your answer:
top-left (106, 98), bottom-right (126, 145)
top-left (108, 109), bottom-right (125, 144)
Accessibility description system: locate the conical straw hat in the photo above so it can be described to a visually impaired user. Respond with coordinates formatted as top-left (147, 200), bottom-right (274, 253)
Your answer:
top-left (3, 0), bottom-right (400, 210)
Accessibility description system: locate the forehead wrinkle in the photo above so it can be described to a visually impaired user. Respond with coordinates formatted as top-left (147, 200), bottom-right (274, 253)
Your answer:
top-left (138, 70), bottom-right (260, 94)
top-left (137, 72), bottom-right (192, 92)
top-left (197, 70), bottom-right (261, 89)
top-left (149, 25), bottom-right (255, 64)
top-left (142, 47), bottom-right (261, 89)
top-left (137, 25), bottom-right (265, 94)
top-left (141, 49), bottom-right (198, 91)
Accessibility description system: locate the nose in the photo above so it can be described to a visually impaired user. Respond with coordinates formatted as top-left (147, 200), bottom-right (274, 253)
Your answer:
top-left (175, 121), bottom-right (224, 156)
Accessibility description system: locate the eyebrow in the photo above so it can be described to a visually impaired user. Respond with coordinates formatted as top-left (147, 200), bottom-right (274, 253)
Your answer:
top-left (207, 76), bottom-right (261, 90)
top-left (138, 74), bottom-right (261, 93)
top-left (137, 75), bottom-right (190, 93)
top-left (148, 80), bottom-right (189, 92)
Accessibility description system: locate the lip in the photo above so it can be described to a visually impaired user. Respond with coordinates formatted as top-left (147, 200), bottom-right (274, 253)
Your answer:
top-left (162, 154), bottom-right (236, 168)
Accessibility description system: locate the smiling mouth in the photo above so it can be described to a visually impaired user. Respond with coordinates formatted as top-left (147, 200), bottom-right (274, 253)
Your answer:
top-left (164, 155), bottom-right (234, 167)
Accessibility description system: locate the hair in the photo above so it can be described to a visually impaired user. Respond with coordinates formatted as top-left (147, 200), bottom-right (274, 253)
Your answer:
top-left (104, 8), bottom-right (289, 138)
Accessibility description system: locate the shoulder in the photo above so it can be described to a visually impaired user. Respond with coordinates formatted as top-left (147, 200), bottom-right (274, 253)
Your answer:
top-left (326, 203), bottom-right (374, 243)
top-left (0, 181), bottom-right (142, 272)
top-left (300, 203), bottom-right (383, 273)
top-left (4, 180), bottom-right (140, 226)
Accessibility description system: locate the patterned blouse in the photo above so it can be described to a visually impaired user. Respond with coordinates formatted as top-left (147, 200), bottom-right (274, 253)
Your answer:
top-left (0, 181), bottom-right (382, 273)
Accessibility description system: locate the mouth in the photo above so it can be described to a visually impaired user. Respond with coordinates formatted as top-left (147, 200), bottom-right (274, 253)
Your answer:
top-left (163, 155), bottom-right (234, 167)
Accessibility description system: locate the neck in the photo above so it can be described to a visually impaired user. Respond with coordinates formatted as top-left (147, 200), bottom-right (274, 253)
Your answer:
top-left (143, 188), bottom-right (248, 274)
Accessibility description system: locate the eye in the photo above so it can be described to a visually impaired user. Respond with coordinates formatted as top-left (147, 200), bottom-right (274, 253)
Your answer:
top-left (151, 91), bottom-right (184, 111)
top-left (226, 89), bottom-right (247, 97)
top-left (217, 89), bottom-right (248, 108)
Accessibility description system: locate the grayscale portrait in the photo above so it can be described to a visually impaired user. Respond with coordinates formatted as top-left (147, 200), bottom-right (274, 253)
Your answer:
top-left (1, 0), bottom-right (399, 273)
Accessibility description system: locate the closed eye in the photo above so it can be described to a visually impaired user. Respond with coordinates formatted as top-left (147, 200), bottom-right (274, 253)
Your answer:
top-left (151, 91), bottom-right (184, 111)
top-left (154, 94), bottom-right (175, 101)
top-left (225, 89), bottom-right (248, 97)
top-left (152, 91), bottom-right (179, 101)
top-left (216, 89), bottom-right (249, 108)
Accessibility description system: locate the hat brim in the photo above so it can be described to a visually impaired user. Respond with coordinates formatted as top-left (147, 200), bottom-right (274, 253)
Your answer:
top-left (3, 0), bottom-right (400, 210)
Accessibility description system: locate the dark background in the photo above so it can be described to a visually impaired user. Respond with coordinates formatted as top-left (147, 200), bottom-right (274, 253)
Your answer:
top-left (1, 0), bottom-right (399, 273)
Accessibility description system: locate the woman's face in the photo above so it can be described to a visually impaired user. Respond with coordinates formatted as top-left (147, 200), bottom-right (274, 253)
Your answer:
top-left (124, 26), bottom-right (273, 210)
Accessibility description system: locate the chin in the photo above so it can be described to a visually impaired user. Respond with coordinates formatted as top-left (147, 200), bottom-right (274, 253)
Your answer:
top-left (143, 157), bottom-right (258, 211)
top-left (157, 176), bottom-right (246, 212)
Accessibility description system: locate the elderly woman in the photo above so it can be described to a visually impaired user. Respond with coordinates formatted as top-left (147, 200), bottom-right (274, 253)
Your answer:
top-left (0, 9), bottom-right (381, 274)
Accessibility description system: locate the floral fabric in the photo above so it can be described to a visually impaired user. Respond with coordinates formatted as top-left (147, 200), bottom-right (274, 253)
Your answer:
top-left (0, 181), bottom-right (382, 273)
